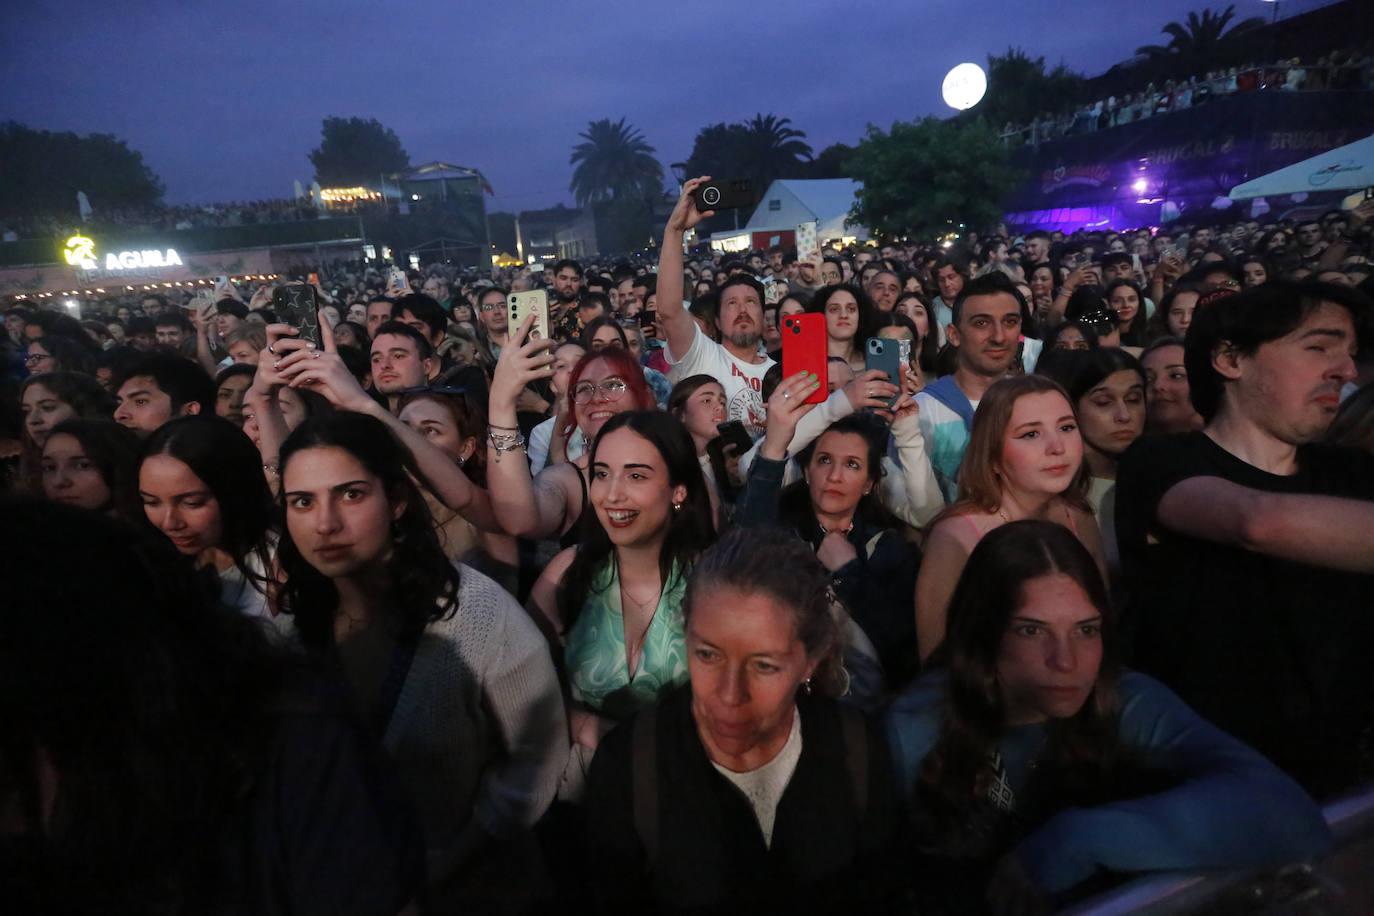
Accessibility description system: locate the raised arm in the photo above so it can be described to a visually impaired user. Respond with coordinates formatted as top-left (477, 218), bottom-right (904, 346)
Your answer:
top-left (242, 323), bottom-right (302, 492)
top-left (483, 314), bottom-right (574, 538)
top-left (733, 371), bottom-right (820, 527)
top-left (275, 313), bottom-right (502, 532)
top-left (1014, 672), bottom-right (1330, 894)
top-left (1158, 476), bottom-right (1374, 573)
top-left (657, 177), bottom-right (716, 361)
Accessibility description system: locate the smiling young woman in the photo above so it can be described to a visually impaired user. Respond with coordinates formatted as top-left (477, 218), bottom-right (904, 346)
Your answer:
top-left (527, 410), bottom-right (715, 795)
top-left (915, 375), bottom-right (1106, 663)
top-left (888, 520), bottom-right (1329, 913)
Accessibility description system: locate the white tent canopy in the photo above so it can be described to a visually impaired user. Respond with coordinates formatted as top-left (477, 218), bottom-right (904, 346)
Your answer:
top-left (1229, 133), bottom-right (1374, 200)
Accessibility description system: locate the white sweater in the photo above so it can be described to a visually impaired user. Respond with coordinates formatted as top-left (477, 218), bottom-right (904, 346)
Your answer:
top-left (382, 565), bottom-right (567, 855)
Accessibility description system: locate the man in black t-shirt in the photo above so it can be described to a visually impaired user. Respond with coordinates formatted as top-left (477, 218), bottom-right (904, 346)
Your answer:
top-left (1116, 281), bottom-right (1374, 797)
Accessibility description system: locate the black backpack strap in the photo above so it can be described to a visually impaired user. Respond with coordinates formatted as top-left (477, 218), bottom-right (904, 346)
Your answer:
top-left (839, 704), bottom-right (869, 824)
top-left (632, 705), bottom-right (660, 867)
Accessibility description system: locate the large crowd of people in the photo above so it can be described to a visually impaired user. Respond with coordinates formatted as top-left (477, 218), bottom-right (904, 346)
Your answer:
top-left (2, 177), bottom-right (1372, 914)
top-left (999, 44), bottom-right (1374, 144)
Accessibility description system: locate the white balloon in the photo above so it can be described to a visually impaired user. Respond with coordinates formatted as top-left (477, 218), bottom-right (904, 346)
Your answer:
top-left (942, 62), bottom-right (987, 111)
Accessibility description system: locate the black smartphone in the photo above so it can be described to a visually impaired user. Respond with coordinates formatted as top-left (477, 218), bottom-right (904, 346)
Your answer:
top-left (272, 284), bottom-right (322, 348)
top-left (692, 179), bottom-right (754, 213)
top-left (715, 420), bottom-right (753, 454)
top-left (639, 308), bottom-right (658, 330)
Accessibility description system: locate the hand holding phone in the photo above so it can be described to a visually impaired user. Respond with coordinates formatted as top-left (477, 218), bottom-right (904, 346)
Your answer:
top-left (507, 290), bottom-right (550, 341)
top-left (272, 284), bottom-right (323, 348)
top-left (715, 420), bottom-right (753, 455)
top-left (864, 338), bottom-right (904, 409)
top-left (386, 268), bottom-right (409, 298)
top-left (781, 313), bottom-right (828, 404)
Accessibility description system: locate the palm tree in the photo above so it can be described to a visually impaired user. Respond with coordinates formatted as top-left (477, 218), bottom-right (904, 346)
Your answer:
top-left (738, 114), bottom-right (814, 189)
top-left (568, 118), bottom-right (664, 207)
top-left (1135, 5), bottom-right (1266, 68)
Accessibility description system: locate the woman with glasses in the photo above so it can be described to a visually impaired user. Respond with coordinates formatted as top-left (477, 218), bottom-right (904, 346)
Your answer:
top-left (25, 334), bottom-right (96, 377)
top-left (486, 315), bottom-right (656, 546)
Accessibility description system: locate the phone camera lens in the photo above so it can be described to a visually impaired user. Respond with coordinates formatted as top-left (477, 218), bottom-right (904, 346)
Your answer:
top-left (701, 186), bottom-right (721, 206)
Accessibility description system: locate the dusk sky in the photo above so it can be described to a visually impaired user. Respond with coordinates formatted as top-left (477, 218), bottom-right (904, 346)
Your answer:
top-left (2, 0), bottom-right (1320, 214)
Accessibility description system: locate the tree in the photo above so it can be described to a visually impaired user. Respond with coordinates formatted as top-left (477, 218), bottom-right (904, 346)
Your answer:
top-left (568, 117), bottom-right (664, 207)
top-left (0, 121), bottom-right (164, 220)
top-left (973, 49), bottom-right (1086, 128)
top-left (807, 143), bottom-right (856, 179)
top-left (1135, 6), bottom-right (1266, 70)
top-left (683, 122), bottom-right (752, 183)
top-left (738, 114), bottom-right (813, 188)
top-left (309, 117), bottom-right (409, 188)
top-left (847, 117), bottom-right (1023, 240)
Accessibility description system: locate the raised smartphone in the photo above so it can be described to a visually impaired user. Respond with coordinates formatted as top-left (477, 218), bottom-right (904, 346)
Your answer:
top-left (781, 313), bottom-right (828, 404)
top-left (508, 289), bottom-right (550, 341)
top-left (692, 179), bottom-right (754, 213)
top-left (272, 284), bottom-right (323, 348)
top-left (865, 337), bottom-right (904, 409)
top-left (715, 419), bottom-right (753, 454)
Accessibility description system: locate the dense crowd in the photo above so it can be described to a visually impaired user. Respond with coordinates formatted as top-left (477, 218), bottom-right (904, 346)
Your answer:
top-left (1000, 44), bottom-right (1374, 144)
top-left (2, 179), bottom-right (1372, 914)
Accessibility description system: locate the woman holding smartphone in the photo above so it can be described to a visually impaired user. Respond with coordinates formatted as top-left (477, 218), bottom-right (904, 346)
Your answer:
top-left (486, 314), bottom-right (656, 545)
top-left (736, 370), bottom-right (924, 690)
top-left (806, 284), bottom-right (882, 374)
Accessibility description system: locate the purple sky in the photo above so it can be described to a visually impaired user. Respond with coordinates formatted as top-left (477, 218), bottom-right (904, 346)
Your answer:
top-left (1, 0), bottom-right (1317, 214)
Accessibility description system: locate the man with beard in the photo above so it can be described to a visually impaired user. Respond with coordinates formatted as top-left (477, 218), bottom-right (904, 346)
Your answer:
top-left (1116, 281), bottom-right (1374, 796)
top-left (657, 178), bottom-right (775, 437)
top-left (549, 259), bottom-right (583, 323)
top-left (915, 274), bottom-right (1023, 501)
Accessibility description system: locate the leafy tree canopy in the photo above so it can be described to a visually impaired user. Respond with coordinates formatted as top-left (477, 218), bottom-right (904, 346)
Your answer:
top-left (0, 121), bottom-right (164, 220)
top-left (309, 117), bottom-right (410, 188)
top-left (972, 49), bottom-right (1087, 128)
top-left (847, 117), bottom-right (1023, 240)
top-left (1136, 5), bottom-right (1266, 67)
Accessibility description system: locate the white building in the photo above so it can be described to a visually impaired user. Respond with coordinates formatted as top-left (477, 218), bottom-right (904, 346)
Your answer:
top-left (708, 178), bottom-right (869, 253)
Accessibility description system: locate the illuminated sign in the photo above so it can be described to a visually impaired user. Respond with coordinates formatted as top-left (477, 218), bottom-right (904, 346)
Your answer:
top-left (63, 236), bottom-right (183, 271)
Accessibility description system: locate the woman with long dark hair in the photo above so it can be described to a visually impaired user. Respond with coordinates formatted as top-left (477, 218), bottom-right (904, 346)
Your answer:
top-left (736, 372), bottom-right (923, 690)
top-left (1103, 279), bottom-right (1148, 348)
top-left (806, 284), bottom-right (882, 373)
top-left (41, 417), bottom-right (142, 523)
top-left (139, 415), bottom-right (278, 626)
top-left (888, 520), bottom-right (1329, 913)
top-left (18, 370), bottom-right (114, 492)
top-left (274, 410), bottom-right (566, 905)
top-left (527, 410), bottom-right (715, 779)
top-left (0, 496), bottom-right (425, 915)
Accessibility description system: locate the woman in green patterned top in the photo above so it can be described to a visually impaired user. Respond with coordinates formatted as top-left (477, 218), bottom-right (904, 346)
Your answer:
top-left (530, 410), bottom-right (716, 776)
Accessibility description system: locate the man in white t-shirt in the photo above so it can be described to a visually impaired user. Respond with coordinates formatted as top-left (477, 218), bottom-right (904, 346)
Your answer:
top-left (658, 177), bottom-right (776, 437)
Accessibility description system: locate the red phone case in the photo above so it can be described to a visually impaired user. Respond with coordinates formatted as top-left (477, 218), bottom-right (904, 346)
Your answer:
top-left (781, 313), bottom-right (828, 404)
